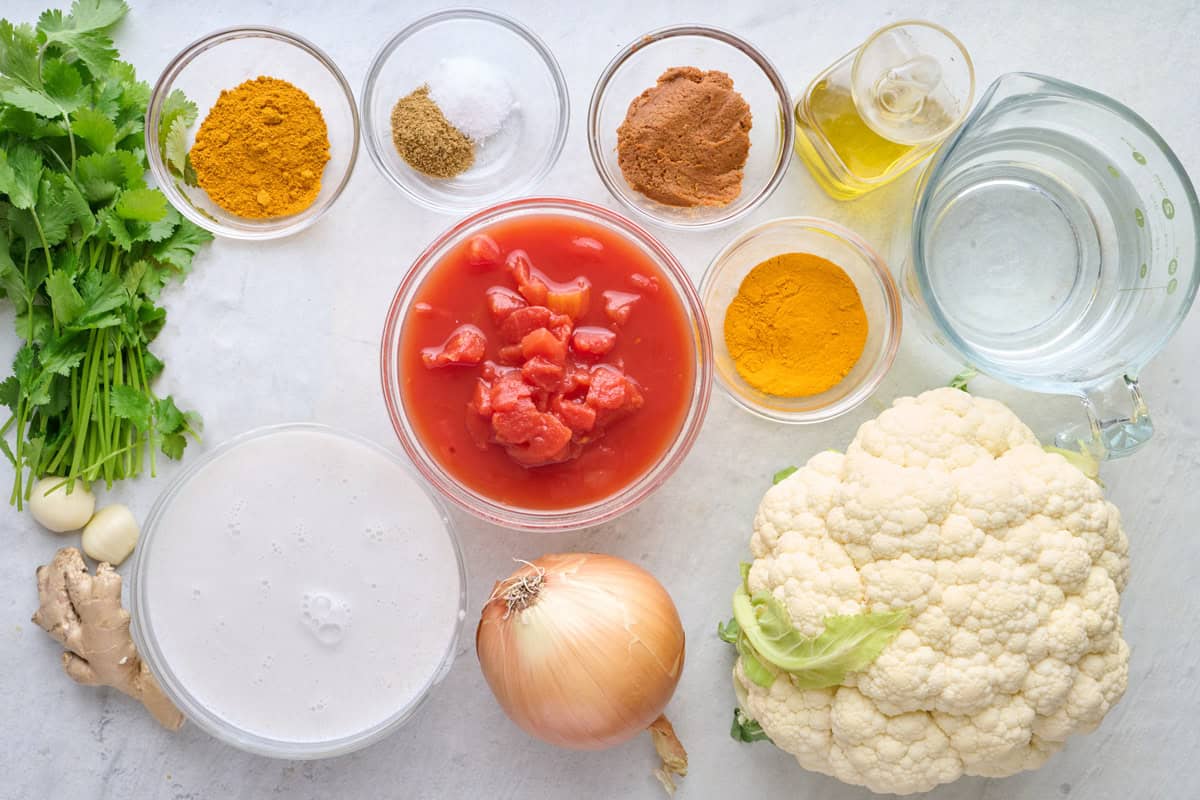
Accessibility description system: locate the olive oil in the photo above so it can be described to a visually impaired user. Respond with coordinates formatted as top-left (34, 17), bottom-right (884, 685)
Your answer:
top-left (792, 21), bottom-right (974, 200)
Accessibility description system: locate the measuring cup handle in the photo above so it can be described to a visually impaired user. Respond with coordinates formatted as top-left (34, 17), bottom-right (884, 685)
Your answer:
top-left (1055, 375), bottom-right (1154, 460)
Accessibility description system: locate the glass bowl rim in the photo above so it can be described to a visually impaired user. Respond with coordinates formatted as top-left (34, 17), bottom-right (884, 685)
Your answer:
top-left (144, 25), bottom-right (361, 241)
top-left (700, 215), bottom-right (902, 423)
top-left (359, 7), bottom-right (570, 214)
top-left (380, 196), bottom-right (714, 531)
top-left (128, 422), bottom-right (468, 759)
top-left (586, 24), bottom-right (795, 231)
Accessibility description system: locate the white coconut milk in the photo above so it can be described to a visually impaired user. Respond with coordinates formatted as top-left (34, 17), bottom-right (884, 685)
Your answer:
top-left (138, 427), bottom-right (463, 747)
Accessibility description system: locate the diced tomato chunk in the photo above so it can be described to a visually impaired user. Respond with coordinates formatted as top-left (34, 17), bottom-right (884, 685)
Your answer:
top-left (553, 397), bottom-right (597, 433)
top-left (630, 273), bottom-right (659, 293)
top-left (506, 250), bottom-right (548, 305)
top-left (421, 325), bottom-right (487, 369)
top-left (489, 371), bottom-right (532, 411)
top-left (491, 399), bottom-right (542, 445)
top-left (571, 236), bottom-right (604, 256)
top-left (499, 305), bottom-right (554, 343)
top-left (585, 366), bottom-right (630, 410)
top-left (571, 326), bottom-right (617, 357)
top-left (497, 344), bottom-right (524, 366)
top-left (602, 290), bottom-right (641, 325)
top-left (467, 379), bottom-right (492, 417)
top-left (548, 313), bottom-right (574, 344)
top-left (486, 286), bottom-right (527, 324)
top-left (466, 235), bottom-right (502, 271)
top-left (521, 327), bottom-right (567, 363)
top-left (546, 278), bottom-right (591, 320)
top-left (521, 355), bottom-right (566, 391)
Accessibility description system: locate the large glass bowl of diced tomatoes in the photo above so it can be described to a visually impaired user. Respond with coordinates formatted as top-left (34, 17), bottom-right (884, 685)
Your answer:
top-left (381, 197), bottom-right (713, 531)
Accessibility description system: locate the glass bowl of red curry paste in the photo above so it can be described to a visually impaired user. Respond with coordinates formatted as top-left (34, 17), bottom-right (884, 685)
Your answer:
top-left (382, 198), bottom-right (712, 531)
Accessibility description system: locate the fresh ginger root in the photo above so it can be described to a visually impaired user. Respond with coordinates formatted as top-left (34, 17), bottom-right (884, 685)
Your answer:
top-left (32, 547), bottom-right (183, 730)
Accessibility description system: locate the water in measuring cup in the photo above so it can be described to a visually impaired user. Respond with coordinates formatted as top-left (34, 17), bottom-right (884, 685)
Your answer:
top-left (917, 126), bottom-right (1147, 385)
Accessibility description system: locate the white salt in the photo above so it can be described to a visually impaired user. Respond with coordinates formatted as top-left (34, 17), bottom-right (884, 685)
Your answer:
top-left (427, 57), bottom-right (515, 142)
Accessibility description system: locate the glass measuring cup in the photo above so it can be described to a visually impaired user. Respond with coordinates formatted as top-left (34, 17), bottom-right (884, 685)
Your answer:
top-left (793, 20), bottom-right (974, 200)
top-left (907, 72), bottom-right (1199, 459)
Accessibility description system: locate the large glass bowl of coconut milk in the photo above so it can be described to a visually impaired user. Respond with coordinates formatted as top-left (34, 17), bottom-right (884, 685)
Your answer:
top-left (130, 424), bottom-right (467, 758)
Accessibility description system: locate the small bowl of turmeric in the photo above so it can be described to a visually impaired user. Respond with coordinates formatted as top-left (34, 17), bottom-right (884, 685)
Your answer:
top-left (146, 26), bottom-right (359, 240)
top-left (700, 217), bottom-right (902, 423)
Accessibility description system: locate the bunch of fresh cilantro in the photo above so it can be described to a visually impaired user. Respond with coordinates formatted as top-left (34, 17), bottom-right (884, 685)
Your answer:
top-left (0, 0), bottom-right (211, 508)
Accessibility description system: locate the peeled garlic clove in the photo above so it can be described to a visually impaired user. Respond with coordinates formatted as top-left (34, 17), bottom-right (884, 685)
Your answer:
top-left (29, 477), bottom-right (96, 533)
top-left (82, 504), bottom-right (139, 566)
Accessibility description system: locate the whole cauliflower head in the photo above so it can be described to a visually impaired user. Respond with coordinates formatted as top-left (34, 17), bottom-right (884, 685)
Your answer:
top-left (735, 388), bottom-right (1129, 795)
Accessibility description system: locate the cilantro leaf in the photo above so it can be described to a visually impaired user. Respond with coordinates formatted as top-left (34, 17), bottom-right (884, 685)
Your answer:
top-left (164, 115), bottom-right (190, 176)
top-left (109, 383), bottom-right (150, 428)
top-left (75, 151), bottom-right (126, 201)
top-left (155, 395), bottom-right (184, 434)
top-left (71, 106), bottom-right (117, 152)
top-left (0, 374), bottom-right (18, 413)
top-left (37, 0), bottom-right (128, 74)
top-left (152, 216), bottom-right (211, 272)
top-left (0, 78), bottom-right (61, 118)
top-left (0, 20), bottom-right (42, 88)
top-left (0, 143), bottom-right (43, 209)
top-left (44, 269), bottom-right (84, 324)
top-left (36, 173), bottom-right (94, 245)
top-left (160, 432), bottom-right (186, 460)
top-left (115, 186), bottom-right (167, 221)
top-left (71, 270), bottom-right (127, 328)
top-left (0, 228), bottom-right (20, 300)
top-left (41, 58), bottom-right (86, 111)
top-left (38, 331), bottom-right (89, 376)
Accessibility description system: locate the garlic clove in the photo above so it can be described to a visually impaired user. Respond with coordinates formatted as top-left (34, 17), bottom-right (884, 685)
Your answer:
top-left (81, 504), bottom-right (140, 566)
top-left (29, 477), bottom-right (96, 533)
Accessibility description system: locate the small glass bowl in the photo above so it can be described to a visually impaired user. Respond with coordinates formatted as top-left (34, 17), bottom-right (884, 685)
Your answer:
top-left (588, 25), bottom-right (793, 230)
top-left (381, 197), bottom-right (712, 531)
top-left (361, 9), bottom-right (569, 214)
top-left (700, 217), bottom-right (901, 423)
top-left (145, 27), bottom-right (359, 240)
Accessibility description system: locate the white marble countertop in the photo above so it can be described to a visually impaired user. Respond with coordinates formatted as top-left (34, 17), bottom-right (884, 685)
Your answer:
top-left (2, 1), bottom-right (1198, 798)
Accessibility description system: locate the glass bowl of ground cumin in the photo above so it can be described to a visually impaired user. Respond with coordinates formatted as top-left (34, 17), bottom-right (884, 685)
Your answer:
top-left (146, 26), bottom-right (359, 240)
top-left (361, 9), bottom-right (569, 214)
top-left (588, 26), bottom-right (793, 230)
top-left (701, 217), bottom-right (902, 423)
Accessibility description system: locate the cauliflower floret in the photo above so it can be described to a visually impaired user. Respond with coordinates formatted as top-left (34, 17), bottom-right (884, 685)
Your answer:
top-left (734, 388), bottom-right (1130, 795)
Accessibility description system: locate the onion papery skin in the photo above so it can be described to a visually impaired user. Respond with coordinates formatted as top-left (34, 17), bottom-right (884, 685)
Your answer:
top-left (476, 553), bottom-right (686, 750)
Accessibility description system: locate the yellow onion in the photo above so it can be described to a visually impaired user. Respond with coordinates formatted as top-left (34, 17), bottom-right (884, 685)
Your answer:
top-left (476, 552), bottom-right (686, 751)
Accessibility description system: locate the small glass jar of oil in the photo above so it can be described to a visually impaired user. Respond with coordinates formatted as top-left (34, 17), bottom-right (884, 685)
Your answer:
top-left (794, 20), bottom-right (974, 200)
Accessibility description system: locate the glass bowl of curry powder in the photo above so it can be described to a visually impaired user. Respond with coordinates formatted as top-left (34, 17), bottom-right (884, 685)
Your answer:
top-left (700, 217), bottom-right (902, 423)
top-left (146, 26), bottom-right (359, 239)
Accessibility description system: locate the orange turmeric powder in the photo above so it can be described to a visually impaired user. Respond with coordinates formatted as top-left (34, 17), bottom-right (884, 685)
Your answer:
top-left (723, 252), bottom-right (868, 397)
top-left (189, 76), bottom-right (330, 218)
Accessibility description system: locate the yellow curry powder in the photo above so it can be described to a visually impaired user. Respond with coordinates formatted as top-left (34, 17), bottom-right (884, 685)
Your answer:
top-left (189, 76), bottom-right (330, 218)
top-left (723, 252), bottom-right (868, 397)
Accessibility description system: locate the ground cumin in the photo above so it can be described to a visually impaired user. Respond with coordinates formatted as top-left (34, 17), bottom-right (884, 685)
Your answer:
top-left (390, 86), bottom-right (474, 178)
top-left (189, 76), bottom-right (330, 219)
top-left (616, 66), bottom-right (752, 207)
top-left (723, 253), bottom-right (868, 397)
